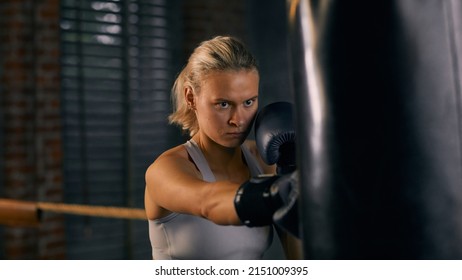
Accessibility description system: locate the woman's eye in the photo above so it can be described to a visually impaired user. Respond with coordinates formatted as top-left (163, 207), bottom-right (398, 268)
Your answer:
top-left (244, 99), bottom-right (254, 107)
top-left (219, 102), bottom-right (229, 108)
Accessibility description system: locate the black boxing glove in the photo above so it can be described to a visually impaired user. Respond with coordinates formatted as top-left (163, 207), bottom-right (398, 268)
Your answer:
top-left (234, 175), bottom-right (282, 227)
top-left (255, 102), bottom-right (296, 174)
top-left (234, 172), bottom-right (299, 230)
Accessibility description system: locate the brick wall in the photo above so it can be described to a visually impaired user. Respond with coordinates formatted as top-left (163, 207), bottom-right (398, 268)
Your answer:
top-left (0, 0), bottom-right (65, 259)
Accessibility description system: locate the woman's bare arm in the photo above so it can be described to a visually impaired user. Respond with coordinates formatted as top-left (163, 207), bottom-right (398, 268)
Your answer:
top-left (145, 148), bottom-right (241, 225)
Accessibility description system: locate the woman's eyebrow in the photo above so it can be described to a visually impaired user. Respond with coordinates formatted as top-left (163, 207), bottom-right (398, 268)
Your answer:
top-left (212, 95), bottom-right (258, 103)
top-left (213, 97), bottom-right (231, 102)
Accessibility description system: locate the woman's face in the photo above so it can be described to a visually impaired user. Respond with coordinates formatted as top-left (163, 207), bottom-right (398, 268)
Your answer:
top-left (192, 70), bottom-right (259, 148)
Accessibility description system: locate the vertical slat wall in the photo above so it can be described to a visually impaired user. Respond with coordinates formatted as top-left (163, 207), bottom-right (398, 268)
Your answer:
top-left (60, 0), bottom-right (182, 259)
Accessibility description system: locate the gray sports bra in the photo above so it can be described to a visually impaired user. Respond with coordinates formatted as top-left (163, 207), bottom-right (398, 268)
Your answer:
top-left (148, 140), bottom-right (273, 259)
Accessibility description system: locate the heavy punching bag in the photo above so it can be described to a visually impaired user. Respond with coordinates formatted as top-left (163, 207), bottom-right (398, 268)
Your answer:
top-left (288, 0), bottom-right (462, 259)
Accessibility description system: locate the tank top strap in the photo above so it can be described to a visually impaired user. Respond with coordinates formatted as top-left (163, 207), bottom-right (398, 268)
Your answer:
top-left (184, 140), bottom-right (216, 182)
top-left (184, 140), bottom-right (264, 181)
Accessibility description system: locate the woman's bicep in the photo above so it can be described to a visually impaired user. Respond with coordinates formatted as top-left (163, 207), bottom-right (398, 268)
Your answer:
top-left (145, 155), bottom-right (241, 225)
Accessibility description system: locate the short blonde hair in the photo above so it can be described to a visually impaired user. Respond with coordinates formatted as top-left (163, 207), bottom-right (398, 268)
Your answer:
top-left (168, 36), bottom-right (259, 136)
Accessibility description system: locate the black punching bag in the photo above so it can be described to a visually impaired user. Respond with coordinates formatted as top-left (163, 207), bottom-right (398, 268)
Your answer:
top-left (288, 0), bottom-right (462, 259)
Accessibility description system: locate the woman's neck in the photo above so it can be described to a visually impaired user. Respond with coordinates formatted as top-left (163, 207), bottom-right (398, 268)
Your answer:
top-left (191, 134), bottom-right (248, 182)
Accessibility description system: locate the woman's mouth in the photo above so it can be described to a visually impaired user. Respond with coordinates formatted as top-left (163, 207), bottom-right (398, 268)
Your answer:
top-left (227, 132), bottom-right (244, 138)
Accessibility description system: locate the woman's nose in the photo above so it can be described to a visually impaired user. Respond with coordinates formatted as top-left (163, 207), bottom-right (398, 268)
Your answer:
top-left (228, 107), bottom-right (245, 127)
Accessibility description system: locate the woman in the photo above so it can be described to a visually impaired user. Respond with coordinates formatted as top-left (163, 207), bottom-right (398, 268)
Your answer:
top-left (145, 36), bottom-right (298, 260)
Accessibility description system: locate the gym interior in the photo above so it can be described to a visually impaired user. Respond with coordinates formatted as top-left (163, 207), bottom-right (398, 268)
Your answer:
top-left (2, 0), bottom-right (462, 260)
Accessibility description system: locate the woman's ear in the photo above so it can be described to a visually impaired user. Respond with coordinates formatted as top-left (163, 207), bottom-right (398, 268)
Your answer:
top-left (185, 87), bottom-right (196, 110)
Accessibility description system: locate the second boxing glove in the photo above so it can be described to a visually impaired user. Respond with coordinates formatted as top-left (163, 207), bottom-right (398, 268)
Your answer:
top-left (255, 102), bottom-right (296, 174)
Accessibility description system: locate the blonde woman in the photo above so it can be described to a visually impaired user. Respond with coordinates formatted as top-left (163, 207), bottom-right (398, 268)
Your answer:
top-left (145, 36), bottom-right (300, 260)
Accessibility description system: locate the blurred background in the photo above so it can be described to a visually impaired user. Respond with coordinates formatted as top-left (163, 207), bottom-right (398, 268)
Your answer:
top-left (0, 0), bottom-right (294, 259)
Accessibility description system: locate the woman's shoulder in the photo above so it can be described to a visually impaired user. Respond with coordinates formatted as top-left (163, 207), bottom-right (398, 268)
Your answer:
top-left (158, 143), bottom-right (188, 159)
top-left (148, 144), bottom-right (187, 172)
top-left (147, 142), bottom-right (200, 178)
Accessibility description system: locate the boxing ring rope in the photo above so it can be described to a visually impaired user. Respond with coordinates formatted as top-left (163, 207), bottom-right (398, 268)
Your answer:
top-left (0, 198), bottom-right (146, 227)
